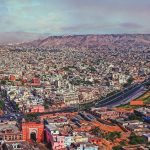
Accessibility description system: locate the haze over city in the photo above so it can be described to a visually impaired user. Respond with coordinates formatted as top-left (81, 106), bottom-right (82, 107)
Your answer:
top-left (0, 0), bottom-right (150, 150)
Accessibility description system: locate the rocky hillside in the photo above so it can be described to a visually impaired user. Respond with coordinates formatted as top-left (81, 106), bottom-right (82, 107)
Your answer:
top-left (17, 34), bottom-right (150, 49)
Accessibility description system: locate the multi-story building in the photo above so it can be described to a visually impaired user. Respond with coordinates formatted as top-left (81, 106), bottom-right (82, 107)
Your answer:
top-left (0, 121), bottom-right (22, 142)
top-left (63, 91), bottom-right (79, 106)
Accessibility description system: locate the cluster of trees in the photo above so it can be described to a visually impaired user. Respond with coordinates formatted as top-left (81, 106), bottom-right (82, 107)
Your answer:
top-left (24, 113), bottom-right (40, 122)
top-left (90, 127), bottom-right (121, 142)
top-left (79, 102), bottom-right (94, 111)
top-left (105, 131), bottom-right (121, 141)
top-left (112, 140), bottom-right (126, 150)
top-left (112, 145), bottom-right (122, 150)
top-left (128, 114), bottom-right (142, 121)
top-left (112, 133), bottom-right (148, 150)
top-left (90, 127), bottom-right (104, 138)
top-left (0, 100), bottom-right (4, 110)
top-left (129, 133), bottom-right (147, 145)
top-left (123, 76), bottom-right (134, 87)
top-left (70, 78), bottom-right (93, 86)
top-left (1, 80), bottom-right (6, 85)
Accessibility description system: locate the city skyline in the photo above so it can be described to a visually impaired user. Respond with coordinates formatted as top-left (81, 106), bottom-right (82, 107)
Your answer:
top-left (0, 0), bottom-right (150, 35)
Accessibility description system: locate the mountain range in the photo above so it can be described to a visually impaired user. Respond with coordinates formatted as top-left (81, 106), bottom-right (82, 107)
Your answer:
top-left (1, 33), bottom-right (150, 48)
top-left (18, 34), bottom-right (150, 48)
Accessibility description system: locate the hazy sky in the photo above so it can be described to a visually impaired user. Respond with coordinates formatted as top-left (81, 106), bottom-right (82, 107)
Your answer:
top-left (0, 0), bottom-right (150, 34)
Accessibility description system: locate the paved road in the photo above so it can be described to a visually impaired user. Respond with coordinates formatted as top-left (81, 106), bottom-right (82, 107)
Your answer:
top-left (0, 89), bottom-right (23, 121)
top-left (95, 78), bottom-right (150, 108)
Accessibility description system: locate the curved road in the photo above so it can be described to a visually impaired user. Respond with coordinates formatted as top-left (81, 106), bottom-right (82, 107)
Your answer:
top-left (95, 78), bottom-right (150, 108)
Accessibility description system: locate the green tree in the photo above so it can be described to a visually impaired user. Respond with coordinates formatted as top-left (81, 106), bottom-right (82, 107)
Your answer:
top-left (112, 145), bottom-right (122, 150)
top-left (44, 102), bottom-right (49, 109)
top-left (15, 103), bottom-right (19, 111)
top-left (123, 76), bottom-right (134, 87)
top-left (129, 133), bottom-right (147, 145)
top-left (88, 66), bottom-right (96, 72)
top-left (0, 100), bottom-right (4, 110)
top-left (106, 132), bottom-right (121, 141)
top-left (128, 114), bottom-right (142, 121)
top-left (24, 113), bottom-right (40, 122)
top-left (1, 80), bottom-right (6, 85)
top-left (119, 140), bottom-right (126, 146)
top-left (91, 127), bottom-right (104, 137)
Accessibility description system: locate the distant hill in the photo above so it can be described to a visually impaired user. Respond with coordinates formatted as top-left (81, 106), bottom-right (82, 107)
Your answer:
top-left (18, 34), bottom-right (150, 48)
top-left (0, 32), bottom-right (48, 45)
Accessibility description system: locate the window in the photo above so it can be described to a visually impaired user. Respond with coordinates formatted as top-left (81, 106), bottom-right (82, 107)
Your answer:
top-left (11, 136), bottom-right (14, 140)
top-left (9, 136), bottom-right (11, 140)
top-left (4, 136), bottom-right (7, 140)
top-left (15, 135), bottom-right (17, 140)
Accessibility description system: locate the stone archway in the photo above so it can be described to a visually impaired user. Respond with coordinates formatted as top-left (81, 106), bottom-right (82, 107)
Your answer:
top-left (22, 122), bottom-right (44, 143)
top-left (30, 132), bottom-right (37, 142)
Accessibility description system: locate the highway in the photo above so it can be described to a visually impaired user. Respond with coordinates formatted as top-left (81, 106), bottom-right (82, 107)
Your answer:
top-left (95, 78), bottom-right (150, 108)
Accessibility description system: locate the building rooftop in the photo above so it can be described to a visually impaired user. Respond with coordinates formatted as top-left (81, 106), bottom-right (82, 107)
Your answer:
top-left (6, 141), bottom-right (34, 150)
top-left (0, 123), bottom-right (20, 134)
top-left (46, 116), bottom-right (68, 124)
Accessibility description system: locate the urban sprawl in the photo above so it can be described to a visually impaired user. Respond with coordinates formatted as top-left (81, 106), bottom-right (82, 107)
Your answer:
top-left (0, 35), bottom-right (150, 150)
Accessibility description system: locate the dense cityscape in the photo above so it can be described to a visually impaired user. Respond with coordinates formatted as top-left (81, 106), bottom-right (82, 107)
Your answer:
top-left (0, 34), bottom-right (149, 150)
top-left (0, 0), bottom-right (150, 150)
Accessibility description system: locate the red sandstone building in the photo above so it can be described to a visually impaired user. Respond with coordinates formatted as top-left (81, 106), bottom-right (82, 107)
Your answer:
top-left (22, 122), bottom-right (44, 143)
top-left (30, 105), bottom-right (45, 113)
